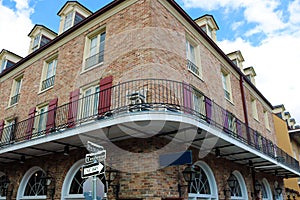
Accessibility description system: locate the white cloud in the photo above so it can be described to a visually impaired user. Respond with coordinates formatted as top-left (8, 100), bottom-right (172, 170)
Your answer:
top-left (0, 0), bottom-right (34, 57)
top-left (231, 21), bottom-right (244, 31)
top-left (219, 34), bottom-right (300, 124)
top-left (289, 0), bottom-right (300, 24)
top-left (181, 0), bottom-right (286, 35)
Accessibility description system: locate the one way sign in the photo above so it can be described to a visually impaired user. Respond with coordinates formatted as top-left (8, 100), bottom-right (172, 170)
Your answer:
top-left (81, 162), bottom-right (104, 179)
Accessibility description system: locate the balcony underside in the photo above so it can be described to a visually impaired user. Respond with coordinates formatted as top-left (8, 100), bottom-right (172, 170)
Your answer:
top-left (0, 111), bottom-right (299, 177)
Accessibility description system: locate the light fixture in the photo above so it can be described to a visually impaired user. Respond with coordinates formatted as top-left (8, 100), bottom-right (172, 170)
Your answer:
top-left (215, 148), bottom-right (221, 158)
top-left (106, 169), bottom-right (120, 199)
top-left (275, 186), bottom-right (282, 196)
top-left (20, 155), bottom-right (25, 164)
top-left (182, 165), bottom-right (196, 183)
top-left (178, 165), bottom-right (197, 197)
top-left (41, 171), bottom-right (55, 200)
top-left (63, 145), bottom-right (69, 156)
top-left (227, 174), bottom-right (236, 192)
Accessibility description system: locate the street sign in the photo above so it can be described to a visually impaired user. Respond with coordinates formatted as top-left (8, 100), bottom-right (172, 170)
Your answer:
top-left (85, 150), bottom-right (106, 163)
top-left (87, 141), bottom-right (104, 153)
top-left (82, 162), bottom-right (105, 179)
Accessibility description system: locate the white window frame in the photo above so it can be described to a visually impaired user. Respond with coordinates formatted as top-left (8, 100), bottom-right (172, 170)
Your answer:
top-left (221, 69), bottom-right (232, 101)
top-left (17, 166), bottom-right (47, 200)
top-left (186, 35), bottom-right (201, 77)
top-left (63, 12), bottom-right (74, 31)
top-left (33, 104), bottom-right (48, 135)
top-left (80, 85), bottom-right (100, 119)
top-left (230, 171), bottom-right (248, 200)
top-left (251, 98), bottom-right (259, 121)
top-left (61, 159), bottom-right (85, 200)
top-left (9, 75), bottom-right (23, 106)
top-left (188, 161), bottom-right (218, 200)
top-left (262, 179), bottom-right (272, 200)
top-left (83, 29), bottom-right (106, 71)
top-left (40, 57), bottom-right (57, 92)
top-left (263, 110), bottom-right (270, 130)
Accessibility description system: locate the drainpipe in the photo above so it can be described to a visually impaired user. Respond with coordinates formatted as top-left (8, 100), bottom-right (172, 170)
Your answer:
top-left (240, 75), bottom-right (257, 200)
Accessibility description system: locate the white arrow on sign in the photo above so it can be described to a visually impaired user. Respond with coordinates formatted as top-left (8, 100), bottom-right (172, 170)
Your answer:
top-left (82, 162), bottom-right (104, 179)
top-left (85, 150), bottom-right (106, 163)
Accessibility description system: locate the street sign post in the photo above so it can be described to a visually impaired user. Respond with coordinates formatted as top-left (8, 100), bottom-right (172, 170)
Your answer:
top-left (83, 141), bottom-right (106, 200)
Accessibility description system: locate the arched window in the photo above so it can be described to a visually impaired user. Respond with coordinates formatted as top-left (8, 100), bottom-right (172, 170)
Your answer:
top-left (61, 159), bottom-right (86, 200)
top-left (262, 179), bottom-right (272, 200)
top-left (230, 171), bottom-right (248, 200)
top-left (0, 172), bottom-right (8, 199)
top-left (17, 166), bottom-right (47, 200)
top-left (188, 161), bottom-right (218, 200)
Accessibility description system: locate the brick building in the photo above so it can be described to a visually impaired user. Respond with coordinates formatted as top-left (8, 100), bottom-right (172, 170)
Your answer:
top-left (0, 0), bottom-right (299, 200)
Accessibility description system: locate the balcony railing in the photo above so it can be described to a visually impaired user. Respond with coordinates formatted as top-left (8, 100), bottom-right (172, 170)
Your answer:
top-left (0, 79), bottom-right (298, 172)
top-left (41, 75), bottom-right (55, 91)
top-left (10, 94), bottom-right (20, 105)
top-left (85, 51), bottom-right (104, 70)
top-left (187, 60), bottom-right (200, 76)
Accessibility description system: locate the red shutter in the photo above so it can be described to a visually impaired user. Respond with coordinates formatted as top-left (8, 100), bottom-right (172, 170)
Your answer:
top-left (67, 89), bottom-right (80, 128)
top-left (26, 107), bottom-right (36, 140)
top-left (46, 97), bottom-right (58, 134)
top-left (0, 120), bottom-right (4, 142)
top-left (98, 76), bottom-right (113, 116)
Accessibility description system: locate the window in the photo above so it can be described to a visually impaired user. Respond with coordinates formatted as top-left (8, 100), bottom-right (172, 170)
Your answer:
top-left (251, 98), bottom-right (258, 120)
top-left (0, 59), bottom-right (14, 73)
top-left (192, 88), bottom-right (205, 116)
top-left (32, 34), bottom-right (51, 52)
top-left (10, 76), bottom-right (22, 106)
top-left (264, 110), bottom-right (270, 130)
top-left (32, 35), bottom-right (41, 51)
top-left (188, 161), bottom-right (218, 200)
top-left (74, 12), bottom-right (84, 25)
top-left (33, 105), bottom-right (48, 135)
top-left (85, 31), bottom-right (106, 70)
top-left (229, 171), bottom-right (248, 200)
top-left (186, 38), bottom-right (200, 76)
top-left (64, 12), bottom-right (73, 31)
top-left (41, 58), bottom-right (57, 91)
top-left (1, 119), bottom-right (16, 144)
top-left (262, 179), bottom-right (272, 200)
top-left (17, 167), bottom-right (47, 200)
top-left (0, 173), bottom-right (9, 198)
top-left (221, 70), bottom-right (232, 100)
top-left (81, 85), bottom-right (100, 118)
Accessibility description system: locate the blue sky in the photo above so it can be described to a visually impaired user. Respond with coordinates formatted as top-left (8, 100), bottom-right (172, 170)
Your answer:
top-left (1, 0), bottom-right (300, 125)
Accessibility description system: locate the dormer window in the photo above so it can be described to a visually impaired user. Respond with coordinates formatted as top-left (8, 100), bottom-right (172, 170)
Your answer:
top-left (58, 2), bottom-right (92, 35)
top-left (1, 59), bottom-right (14, 73)
top-left (64, 12), bottom-right (73, 31)
top-left (31, 34), bottom-right (51, 52)
top-left (63, 12), bottom-right (85, 32)
top-left (194, 14), bottom-right (219, 43)
top-left (28, 25), bottom-right (57, 54)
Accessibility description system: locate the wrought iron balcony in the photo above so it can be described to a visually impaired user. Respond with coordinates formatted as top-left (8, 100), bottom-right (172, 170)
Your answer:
top-left (187, 59), bottom-right (200, 76)
top-left (0, 79), bottom-right (298, 172)
top-left (10, 94), bottom-right (20, 105)
top-left (41, 75), bottom-right (55, 91)
top-left (85, 51), bottom-right (104, 70)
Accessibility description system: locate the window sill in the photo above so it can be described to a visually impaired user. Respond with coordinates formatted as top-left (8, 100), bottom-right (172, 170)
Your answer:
top-left (188, 69), bottom-right (204, 82)
top-left (81, 62), bottom-right (104, 75)
top-left (225, 97), bottom-right (235, 106)
top-left (38, 86), bottom-right (54, 95)
top-left (6, 102), bottom-right (18, 110)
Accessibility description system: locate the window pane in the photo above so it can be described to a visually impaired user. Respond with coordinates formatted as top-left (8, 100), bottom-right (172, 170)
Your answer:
top-left (40, 35), bottom-right (51, 47)
top-left (74, 12), bottom-right (84, 25)
top-left (15, 79), bottom-right (22, 95)
top-left (90, 36), bottom-right (98, 56)
top-left (64, 12), bottom-right (73, 31)
top-left (24, 170), bottom-right (46, 196)
top-left (69, 169), bottom-right (85, 194)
